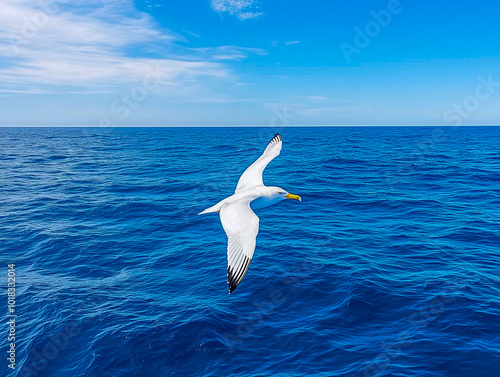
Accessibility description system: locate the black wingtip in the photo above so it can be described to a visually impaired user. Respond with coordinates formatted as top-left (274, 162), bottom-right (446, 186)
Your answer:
top-left (227, 266), bottom-right (239, 294)
top-left (227, 256), bottom-right (252, 294)
top-left (269, 134), bottom-right (282, 144)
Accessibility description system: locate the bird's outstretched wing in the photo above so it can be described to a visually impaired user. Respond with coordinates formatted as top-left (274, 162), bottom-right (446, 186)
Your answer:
top-left (220, 200), bottom-right (259, 294)
top-left (235, 134), bottom-right (282, 193)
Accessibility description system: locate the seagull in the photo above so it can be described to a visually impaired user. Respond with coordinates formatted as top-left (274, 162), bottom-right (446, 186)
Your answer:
top-left (199, 134), bottom-right (301, 294)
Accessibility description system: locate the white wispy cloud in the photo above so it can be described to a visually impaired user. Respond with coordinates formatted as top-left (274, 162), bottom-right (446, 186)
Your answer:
top-left (307, 96), bottom-right (329, 101)
top-left (285, 40), bottom-right (300, 46)
top-left (210, 0), bottom-right (262, 20)
top-left (263, 98), bottom-right (350, 120)
top-left (301, 96), bottom-right (350, 102)
top-left (298, 106), bottom-right (347, 116)
top-left (191, 45), bottom-right (267, 60)
top-left (0, 1), bottom-right (233, 94)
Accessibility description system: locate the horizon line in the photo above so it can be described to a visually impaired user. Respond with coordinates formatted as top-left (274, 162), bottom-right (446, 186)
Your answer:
top-left (0, 124), bottom-right (499, 128)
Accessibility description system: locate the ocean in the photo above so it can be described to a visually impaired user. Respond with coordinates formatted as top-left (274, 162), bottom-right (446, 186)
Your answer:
top-left (1, 126), bottom-right (499, 377)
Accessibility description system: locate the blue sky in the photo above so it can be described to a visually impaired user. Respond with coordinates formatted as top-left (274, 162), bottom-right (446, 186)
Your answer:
top-left (1, 0), bottom-right (499, 126)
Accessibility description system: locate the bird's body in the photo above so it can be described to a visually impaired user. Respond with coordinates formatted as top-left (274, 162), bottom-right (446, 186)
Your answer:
top-left (199, 185), bottom-right (285, 213)
top-left (199, 134), bottom-right (301, 294)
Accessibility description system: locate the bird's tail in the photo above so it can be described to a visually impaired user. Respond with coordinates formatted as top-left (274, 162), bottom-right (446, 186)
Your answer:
top-left (198, 203), bottom-right (221, 215)
top-left (199, 197), bottom-right (228, 215)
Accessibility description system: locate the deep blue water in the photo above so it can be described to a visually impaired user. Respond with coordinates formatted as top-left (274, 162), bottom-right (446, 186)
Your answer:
top-left (1, 126), bottom-right (500, 377)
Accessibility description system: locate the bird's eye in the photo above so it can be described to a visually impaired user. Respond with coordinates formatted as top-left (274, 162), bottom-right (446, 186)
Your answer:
top-left (278, 191), bottom-right (284, 195)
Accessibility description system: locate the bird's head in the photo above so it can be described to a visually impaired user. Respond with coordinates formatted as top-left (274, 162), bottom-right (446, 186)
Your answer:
top-left (268, 187), bottom-right (302, 202)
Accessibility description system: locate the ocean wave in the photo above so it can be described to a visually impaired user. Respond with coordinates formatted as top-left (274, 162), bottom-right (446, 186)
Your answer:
top-left (2, 126), bottom-right (499, 376)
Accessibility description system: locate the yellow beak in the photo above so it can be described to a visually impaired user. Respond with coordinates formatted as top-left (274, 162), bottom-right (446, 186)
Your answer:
top-left (285, 193), bottom-right (302, 201)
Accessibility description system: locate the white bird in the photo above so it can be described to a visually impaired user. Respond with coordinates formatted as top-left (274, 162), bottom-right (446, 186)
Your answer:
top-left (199, 134), bottom-right (301, 294)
